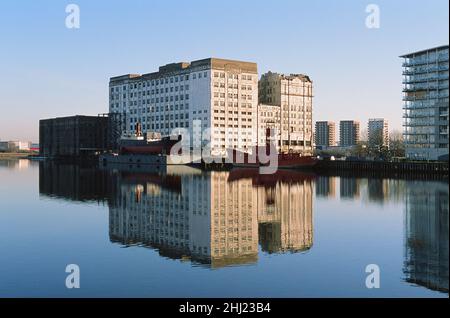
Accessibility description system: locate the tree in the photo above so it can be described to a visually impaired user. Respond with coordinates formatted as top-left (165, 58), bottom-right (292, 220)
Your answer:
top-left (389, 130), bottom-right (405, 158)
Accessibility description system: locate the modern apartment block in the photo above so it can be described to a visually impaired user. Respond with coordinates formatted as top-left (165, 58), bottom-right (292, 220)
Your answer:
top-left (368, 118), bottom-right (389, 148)
top-left (339, 120), bottom-right (360, 147)
top-left (258, 72), bottom-right (313, 154)
top-left (314, 121), bottom-right (336, 147)
top-left (401, 45), bottom-right (449, 160)
top-left (109, 58), bottom-right (258, 155)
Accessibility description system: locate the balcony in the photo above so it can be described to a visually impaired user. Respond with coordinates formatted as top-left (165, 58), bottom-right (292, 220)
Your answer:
top-left (402, 75), bottom-right (440, 84)
top-left (403, 60), bottom-right (428, 67)
top-left (403, 84), bottom-right (439, 92)
top-left (403, 113), bottom-right (431, 119)
top-left (438, 54), bottom-right (449, 62)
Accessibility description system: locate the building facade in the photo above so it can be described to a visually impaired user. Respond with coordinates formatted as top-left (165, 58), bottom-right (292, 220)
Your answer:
top-left (401, 45), bottom-right (449, 160)
top-left (315, 121), bottom-right (336, 147)
top-left (257, 103), bottom-right (281, 150)
top-left (339, 120), bottom-right (360, 146)
top-left (258, 72), bottom-right (313, 154)
top-left (368, 118), bottom-right (389, 149)
top-left (109, 58), bottom-right (258, 156)
top-left (39, 115), bottom-right (110, 157)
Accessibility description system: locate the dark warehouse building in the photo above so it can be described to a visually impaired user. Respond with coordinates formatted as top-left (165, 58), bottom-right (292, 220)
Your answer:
top-left (39, 115), bottom-right (117, 158)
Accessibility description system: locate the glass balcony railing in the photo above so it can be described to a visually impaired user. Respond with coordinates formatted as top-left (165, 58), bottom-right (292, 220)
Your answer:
top-left (403, 83), bottom-right (440, 91)
top-left (438, 54), bottom-right (449, 62)
top-left (403, 57), bottom-right (448, 67)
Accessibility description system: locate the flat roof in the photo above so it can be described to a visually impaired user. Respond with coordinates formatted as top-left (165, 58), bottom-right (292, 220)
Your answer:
top-left (39, 115), bottom-right (108, 122)
top-left (400, 45), bottom-right (449, 58)
top-left (110, 57), bottom-right (258, 83)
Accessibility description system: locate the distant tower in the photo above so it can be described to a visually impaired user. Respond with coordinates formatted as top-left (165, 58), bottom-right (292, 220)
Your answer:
top-left (339, 120), bottom-right (360, 146)
top-left (368, 118), bottom-right (389, 148)
top-left (315, 121), bottom-right (336, 147)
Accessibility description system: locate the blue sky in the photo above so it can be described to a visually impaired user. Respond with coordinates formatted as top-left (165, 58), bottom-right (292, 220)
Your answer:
top-left (0, 0), bottom-right (448, 142)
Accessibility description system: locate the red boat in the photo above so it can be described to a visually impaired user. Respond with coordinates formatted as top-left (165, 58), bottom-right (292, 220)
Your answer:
top-left (119, 123), bottom-right (181, 155)
top-left (120, 136), bottom-right (181, 155)
top-left (228, 128), bottom-right (317, 169)
top-left (228, 147), bottom-right (317, 169)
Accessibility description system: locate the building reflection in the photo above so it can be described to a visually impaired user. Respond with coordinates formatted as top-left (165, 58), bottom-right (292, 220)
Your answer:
top-left (0, 158), bottom-right (33, 169)
top-left (340, 177), bottom-right (360, 199)
top-left (315, 176), bottom-right (336, 198)
top-left (37, 162), bottom-right (449, 292)
top-left (404, 181), bottom-right (449, 293)
top-left (108, 167), bottom-right (314, 268)
top-left (365, 178), bottom-right (406, 205)
top-left (39, 161), bottom-right (115, 203)
top-left (256, 179), bottom-right (313, 253)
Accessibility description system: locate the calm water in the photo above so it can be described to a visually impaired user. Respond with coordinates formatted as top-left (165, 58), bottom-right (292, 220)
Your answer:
top-left (0, 159), bottom-right (448, 298)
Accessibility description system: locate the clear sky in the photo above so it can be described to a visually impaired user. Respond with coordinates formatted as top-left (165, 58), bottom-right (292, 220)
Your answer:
top-left (0, 0), bottom-right (448, 142)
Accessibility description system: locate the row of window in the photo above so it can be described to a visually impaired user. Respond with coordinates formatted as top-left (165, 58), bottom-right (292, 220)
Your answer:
top-left (129, 113), bottom-right (190, 122)
top-left (111, 93), bottom-right (190, 104)
top-left (111, 84), bottom-right (191, 99)
top-left (131, 122), bottom-right (190, 131)
top-left (213, 72), bottom-right (253, 81)
top-left (111, 73), bottom-right (197, 92)
top-left (213, 110), bottom-right (253, 115)
top-left (111, 71), bottom-right (255, 94)
top-left (214, 117), bottom-right (253, 122)
top-left (213, 82), bottom-right (253, 90)
top-left (212, 92), bottom-right (253, 100)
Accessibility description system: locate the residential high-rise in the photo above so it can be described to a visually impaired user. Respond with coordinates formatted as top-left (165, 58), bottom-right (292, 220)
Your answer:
top-left (339, 120), bottom-right (360, 146)
top-left (109, 58), bottom-right (258, 155)
top-left (258, 72), bottom-right (313, 154)
top-left (401, 45), bottom-right (449, 160)
top-left (315, 121), bottom-right (336, 147)
top-left (368, 118), bottom-right (389, 148)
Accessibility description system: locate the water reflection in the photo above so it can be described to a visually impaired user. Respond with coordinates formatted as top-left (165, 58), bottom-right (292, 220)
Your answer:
top-left (37, 162), bottom-right (449, 293)
top-left (340, 177), bottom-right (360, 199)
top-left (404, 181), bottom-right (449, 293)
top-left (315, 176), bottom-right (336, 198)
top-left (0, 158), bottom-right (31, 169)
top-left (39, 161), bottom-right (115, 203)
top-left (108, 167), bottom-right (314, 268)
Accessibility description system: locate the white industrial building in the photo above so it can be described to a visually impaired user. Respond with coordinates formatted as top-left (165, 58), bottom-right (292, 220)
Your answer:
top-left (109, 58), bottom-right (258, 156)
